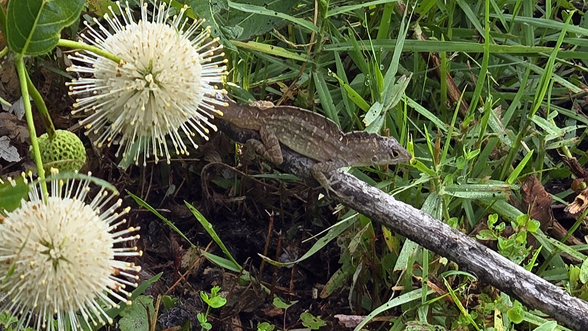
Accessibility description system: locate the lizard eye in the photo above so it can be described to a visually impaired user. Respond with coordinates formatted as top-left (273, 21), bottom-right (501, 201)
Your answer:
top-left (371, 156), bottom-right (379, 162)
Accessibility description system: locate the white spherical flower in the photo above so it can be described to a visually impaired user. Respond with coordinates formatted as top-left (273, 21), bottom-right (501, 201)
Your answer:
top-left (67, 0), bottom-right (228, 166)
top-left (0, 172), bottom-right (142, 331)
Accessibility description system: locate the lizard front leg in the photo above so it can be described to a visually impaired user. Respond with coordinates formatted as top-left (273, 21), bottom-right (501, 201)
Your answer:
top-left (245, 125), bottom-right (284, 165)
top-left (311, 161), bottom-right (346, 197)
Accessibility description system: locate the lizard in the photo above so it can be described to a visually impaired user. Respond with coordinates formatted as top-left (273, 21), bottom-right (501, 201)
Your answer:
top-left (218, 99), bottom-right (412, 194)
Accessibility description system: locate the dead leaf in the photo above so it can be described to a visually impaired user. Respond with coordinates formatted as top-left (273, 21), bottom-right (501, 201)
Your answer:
top-left (0, 136), bottom-right (21, 162)
top-left (0, 112), bottom-right (29, 143)
top-left (521, 175), bottom-right (553, 230)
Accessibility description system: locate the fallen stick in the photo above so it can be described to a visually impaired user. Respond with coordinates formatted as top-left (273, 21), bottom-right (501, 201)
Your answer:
top-left (214, 100), bottom-right (588, 331)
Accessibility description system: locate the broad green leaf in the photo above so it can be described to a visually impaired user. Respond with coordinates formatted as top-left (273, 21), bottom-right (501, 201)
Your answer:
top-left (6, 0), bottom-right (85, 55)
top-left (190, 0), bottom-right (298, 43)
top-left (88, 273), bottom-right (162, 331)
top-left (273, 296), bottom-right (297, 309)
top-left (189, 0), bottom-right (230, 41)
top-left (300, 312), bottom-right (326, 329)
top-left (228, 1), bottom-right (317, 33)
top-left (0, 176), bottom-right (29, 213)
top-left (118, 296), bottom-right (153, 331)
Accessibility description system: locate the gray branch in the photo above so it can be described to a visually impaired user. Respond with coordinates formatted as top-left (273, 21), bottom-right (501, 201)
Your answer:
top-left (213, 101), bottom-right (588, 331)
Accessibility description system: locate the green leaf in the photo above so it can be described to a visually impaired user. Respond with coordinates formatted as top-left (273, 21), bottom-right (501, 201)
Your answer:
top-left (118, 296), bottom-right (153, 331)
top-left (228, 1), bottom-right (318, 33)
top-left (93, 273), bottom-right (162, 330)
top-left (230, 40), bottom-right (308, 62)
top-left (6, 0), bottom-right (85, 56)
top-left (330, 69), bottom-right (370, 112)
top-left (258, 215), bottom-right (356, 267)
top-left (299, 312), bottom-right (326, 330)
top-left (197, 312), bottom-right (212, 330)
top-left (354, 288), bottom-right (435, 330)
top-left (507, 301), bottom-right (524, 324)
top-left (320, 261), bottom-right (354, 298)
top-left (476, 229), bottom-right (497, 241)
top-left (0, 176), bottom-right (29, 213)
top-left (185, 201), bottom-right (242, 271)
top-left (327, 0), bottom-right (399, 17)
top-left (207, 296), bottom-right (227, 309)
top-left (257, 322), bottom-right (275, 331)
top-left (190, 0), bottom-right (298, 43)
top-left (161, 295), bottom-right (178, 311)
top-left (533, 321), bottom-right (558, 331)
top-left (273, 296), bottom-right (297, 309)
top-left (128, 191), bottom-right (195, 247)
top-left (580, 259), bottom-right (588, 284)
top-left (506, 150), bottom-right (534, 185)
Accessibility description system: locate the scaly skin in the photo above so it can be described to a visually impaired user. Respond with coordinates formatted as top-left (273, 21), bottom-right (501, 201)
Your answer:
top-left (220, 100), bottom-right (411, 193)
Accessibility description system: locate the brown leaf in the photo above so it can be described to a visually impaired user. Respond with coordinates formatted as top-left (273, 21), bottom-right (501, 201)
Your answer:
top-left (521, 175), bottom-right (554, 230)
top-left (0, 112), bottom-right (29, 143)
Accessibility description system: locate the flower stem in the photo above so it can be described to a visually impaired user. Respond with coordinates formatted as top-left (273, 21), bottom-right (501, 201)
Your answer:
top-left (15, 57), bottom-right (47, 199)
top-left (26, 72), bottom-right (56, 138)
top-left (0, 46), bottom-right (8, 59)
top-left (58, 39), bottom-right (121, 63)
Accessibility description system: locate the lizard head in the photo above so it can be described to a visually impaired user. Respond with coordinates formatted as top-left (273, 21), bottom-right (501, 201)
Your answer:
top-left (368, 135), bottom-right (412, 165)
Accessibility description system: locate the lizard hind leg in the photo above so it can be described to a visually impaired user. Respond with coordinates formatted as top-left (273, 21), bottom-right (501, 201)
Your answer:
top-left (245, 134), bottom-right (284, 165)
top-left (258, 126), bottom-right (284, 165)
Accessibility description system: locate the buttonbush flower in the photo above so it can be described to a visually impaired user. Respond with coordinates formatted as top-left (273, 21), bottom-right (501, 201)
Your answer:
top-left (0, 172), bottom-right (142, 331)
top-left (67, 0), bottom-right (228, 166)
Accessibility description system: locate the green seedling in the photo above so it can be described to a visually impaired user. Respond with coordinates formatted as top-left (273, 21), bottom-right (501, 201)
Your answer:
top-left (197, 286), bottom-right (227, 331)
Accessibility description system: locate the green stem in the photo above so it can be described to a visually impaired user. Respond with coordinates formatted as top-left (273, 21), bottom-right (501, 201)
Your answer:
top-left (0, 95), bottom-right (11, 107)
top-left (15, 58), bottom-right (47, 199)
top-left (0, 46), bottom-right (8, 59)
top-left (58, 39), bottom-right (121, 63)
top-left (26, 72), bottom-right (56, 138)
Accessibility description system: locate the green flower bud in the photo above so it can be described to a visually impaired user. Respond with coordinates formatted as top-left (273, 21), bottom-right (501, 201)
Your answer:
top-left (37, 130), bottom-right (87, 173)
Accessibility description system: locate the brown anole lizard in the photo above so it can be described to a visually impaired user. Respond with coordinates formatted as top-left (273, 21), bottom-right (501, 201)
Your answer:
top-left (219, 99), bottom-right (411, 194)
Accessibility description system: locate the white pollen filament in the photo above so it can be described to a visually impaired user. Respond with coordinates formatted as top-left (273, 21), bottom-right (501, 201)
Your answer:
top-left (0, 172), bottom-right (142, 331)
top-left (68, 0), bottom-right (228, 166)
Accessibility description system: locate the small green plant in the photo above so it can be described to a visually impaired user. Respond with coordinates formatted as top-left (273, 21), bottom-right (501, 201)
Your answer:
top-left (256, 322), bottom-right (275, 331)
top-left (300, 312), bottom-right (326, 330)
top-left (477, 214), bottom-right (540, 264)
top-left (197, 286), bottom-right (227, 331)
top-left (0, 312), bottom-right (35, 331)
top-left (566, 264), bottom-right (588, 301)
